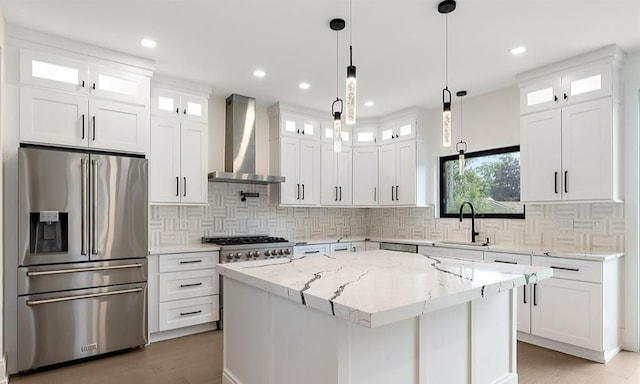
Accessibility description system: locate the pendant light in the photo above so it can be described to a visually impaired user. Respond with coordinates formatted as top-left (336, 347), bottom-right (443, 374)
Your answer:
top-left (330, 18), bottom-right (345, 152)
top-left (345, 0), bottom-right (356, 125)
top-left (456, 90), bottom-right (467, 175)
top-left (439, 0), bottom-right (456, 147)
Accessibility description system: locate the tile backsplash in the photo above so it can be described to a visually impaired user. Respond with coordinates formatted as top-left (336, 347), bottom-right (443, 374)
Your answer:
top-left (149, 183), bottom-right (624, 253)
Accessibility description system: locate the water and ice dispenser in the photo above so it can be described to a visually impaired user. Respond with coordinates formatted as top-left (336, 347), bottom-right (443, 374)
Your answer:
top-left (29, 211), bottom-right (68, 254)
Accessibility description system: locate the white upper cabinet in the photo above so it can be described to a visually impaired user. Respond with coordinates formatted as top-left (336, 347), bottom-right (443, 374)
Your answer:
top-left (320, 144), bottom-right (352, 206)
top-left (518, 49), bottom-right (617, 115)
top-left (518, 46), bottom-right (622, 203)
top-left (151, 89), bottom-right (208, 124)
top-left (88, 64), bottom-right (150, 106)
top-left (149, 83), bottom-right (210, 205)
top-left (352, 146), bottom-right (378, 206)
top-left (20, 49), bottom-right (89, 93)
top-left (279, 113), bottom-right (320, 140)
top-left (378, 116), bottom-right (416, 144)
top-left (353, 124), bottom-right (379, 146)
top-left (321, 121), bottom-right (352, 146)
top-left (18, 48), bottom-right (151, 154)
top-left (274, 136), bottom-right (320, 206)
top-left (378, 141), bottom-right (417, 206)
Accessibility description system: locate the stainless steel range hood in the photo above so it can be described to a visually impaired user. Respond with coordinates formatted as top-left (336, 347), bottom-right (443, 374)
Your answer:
top-left (208, 94), bottom-right (285, 184)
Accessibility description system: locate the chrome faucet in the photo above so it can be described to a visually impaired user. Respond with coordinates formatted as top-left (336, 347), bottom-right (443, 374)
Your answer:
top-left (459, 201), bottom-right (480, 243)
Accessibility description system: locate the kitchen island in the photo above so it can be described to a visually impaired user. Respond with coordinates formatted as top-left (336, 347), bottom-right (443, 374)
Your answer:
top-left (217, 250), bottom-right (553, 384)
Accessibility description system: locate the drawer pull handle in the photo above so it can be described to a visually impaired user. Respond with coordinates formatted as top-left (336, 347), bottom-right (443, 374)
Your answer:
top-left (494, 260), bottom-right (517, 265)
top-left (533, 283), bottom-right (538, 306)
top-left (179, 260), bottom-right (203, 264)
top-left (180, 282), bottom-right (203, 288)
top-left (333, 248), bottom-right (348, 252)
top-left (304, 250), bottom-right (320, 254)
top-left (27, 263), bottom-right (142, 276)
top-left (179, 310), bottom-right (202, 316)
top-left (27, 287), bottom-right (142, 305)
top-left (550, 266), bottom-right (580, 272)
top-left (523, 285), bottom-right (527, 304)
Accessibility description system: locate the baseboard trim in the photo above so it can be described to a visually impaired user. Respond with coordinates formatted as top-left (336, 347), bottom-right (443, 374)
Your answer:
top-left (517, 332), bottom-right (621, 363)
top-left (149, 322), bottom-right (217, 343)
top-left (222, 369), bottom-right (241, 384)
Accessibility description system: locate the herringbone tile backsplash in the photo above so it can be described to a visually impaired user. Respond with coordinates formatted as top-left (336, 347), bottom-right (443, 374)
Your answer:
top-left (149, 183), bottom-right (624, 253)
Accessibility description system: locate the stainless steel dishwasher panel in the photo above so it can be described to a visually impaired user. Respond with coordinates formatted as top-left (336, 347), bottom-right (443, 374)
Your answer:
top-left (379, 242), bottom-right (418, 253)
top-left (17, 282), bottom-right (148, 371)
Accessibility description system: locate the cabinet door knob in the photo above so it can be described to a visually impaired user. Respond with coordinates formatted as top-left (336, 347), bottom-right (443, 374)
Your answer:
top-left (183, 109), bottom-right (187, 115)
top-left (81, 80), bottom-right (85, 88)
top-left (92, 83), bottom-right (96, 90)
top-left (176, 108), bottom-right (179, 114)
top-left (563, 93), bottom-right (568, 101)
top-left (554, 95), bottom-right (558, 102)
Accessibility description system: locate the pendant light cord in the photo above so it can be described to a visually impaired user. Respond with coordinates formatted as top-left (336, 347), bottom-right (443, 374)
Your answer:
top-left (350, 0), bottom-right (353, 44)
top-left (445, 14), bottom-right (449, 88)
top-left (336, 31), bottom-right (339, 99)
top-left (460, 95), bottom-right (463, 138)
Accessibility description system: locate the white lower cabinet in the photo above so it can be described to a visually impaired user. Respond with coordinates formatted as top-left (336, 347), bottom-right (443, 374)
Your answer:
top-left (293, 244), bottom-right (329, 256)
top-left (418, 245), bottom-right (483, 261)
top-left (330, 242), bottom-right (351, 253)
top-left (484, 252), bottom-right (532, 334)
top-left (364, 241), bottom-right (380, 251)
top-left (351, 241), bottom-right (366, 252)
top-left (149, 251), bottom-right (220, 341)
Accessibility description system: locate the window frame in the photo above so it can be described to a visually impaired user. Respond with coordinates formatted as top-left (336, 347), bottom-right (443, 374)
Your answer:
top-left (439, 145), bottom-right (525, 219)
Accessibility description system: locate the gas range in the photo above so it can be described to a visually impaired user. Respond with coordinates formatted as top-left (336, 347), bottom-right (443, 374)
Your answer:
top-left (202, 235), bottom-right (295, 263)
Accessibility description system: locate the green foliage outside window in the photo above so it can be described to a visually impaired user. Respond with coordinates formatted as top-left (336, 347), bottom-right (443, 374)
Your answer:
top-left (440, 146), bottom-right (524, 218)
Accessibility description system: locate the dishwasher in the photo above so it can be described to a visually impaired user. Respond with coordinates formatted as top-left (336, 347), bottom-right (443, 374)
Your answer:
top-left (379, 242), bottom-right (418, 253)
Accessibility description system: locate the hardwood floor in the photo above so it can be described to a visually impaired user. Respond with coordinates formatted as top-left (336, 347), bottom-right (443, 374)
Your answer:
top-left (10, 331), bottom-right (640, 384)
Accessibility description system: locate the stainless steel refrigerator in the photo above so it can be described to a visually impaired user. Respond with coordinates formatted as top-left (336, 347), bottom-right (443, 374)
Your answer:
top-left (17, 146), bottom-right (149, 371)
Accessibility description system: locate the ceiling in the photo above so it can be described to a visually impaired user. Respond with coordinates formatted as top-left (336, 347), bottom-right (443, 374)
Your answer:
top-left (1, 0), bottom-right (639, 118)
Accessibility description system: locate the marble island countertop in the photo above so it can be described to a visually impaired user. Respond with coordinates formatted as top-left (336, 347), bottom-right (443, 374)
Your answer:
top-left (217, 250), bottom-right (553, 328)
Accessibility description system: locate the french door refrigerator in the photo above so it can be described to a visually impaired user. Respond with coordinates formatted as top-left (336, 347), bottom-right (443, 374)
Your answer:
top-left (17, 146), bottom-right (148, 371)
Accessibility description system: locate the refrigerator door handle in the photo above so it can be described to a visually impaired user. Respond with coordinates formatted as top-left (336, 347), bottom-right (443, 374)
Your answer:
top-left (81, 159), bottom-right (88, 255)
top-left (26, 263), bottom-right (143, 276)
top-left (26, 287), bottom-right (143, 306)
top-left (91, 159), bottom-right (98, 255)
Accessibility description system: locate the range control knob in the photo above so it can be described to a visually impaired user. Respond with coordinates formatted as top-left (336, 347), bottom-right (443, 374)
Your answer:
top-left (277, 249), bottom-right (284, 255)
top-left (233, 253), bottom-right (242, 259)
top-left (284, 249), bottom-right (291, 255)
top-left (248, 251), bottom-right (255, 258)
top-left (225, 253), bottom-right (233, 260)
top-left (256, 251), bottom-right (262, 257)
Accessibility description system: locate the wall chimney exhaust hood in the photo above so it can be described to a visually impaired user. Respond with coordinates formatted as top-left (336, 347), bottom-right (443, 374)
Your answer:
top-left (208, 94), bottom-right (285, 184)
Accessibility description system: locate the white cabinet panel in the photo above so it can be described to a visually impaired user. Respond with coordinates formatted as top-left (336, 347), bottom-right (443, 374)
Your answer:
top-left (280, 137), bottom-right (301, 205)
top-left (151, 89), bottom-right (181, 118)
top-left (180, 94), bottom-right (208, 123)
top-left (520, 109), bottom-right (562, 202)
top-left (89, 99), bottom-right (146, 153)
top-left (364, 241), bottom-right (380, 251)
top-left (562, 62), bottom-right (612, 105)
top-left (158, 295), bottom-right (219, 331)
top-left (20, 49), bottom-right (89, 93)
top-left (353, 125), bottom-right (378, 146)
top-left (351, 241), bottom-right (366, 252)
top-left (180, 122), bottom-right (208, 204)
top-left (396, 141), bottom-right (416, 205)
top-left (297, 139), bottom-right (320, 205)
top-left (150, 117), bottom-right (181, 203)
top-left (159, 269), bottom-right (218, 302)
top-left (89, 64), bottom-right (150, 105)
top-left (20, 87), bottom-right (88, 147)
top-left (330, 243), bottom-right (351, 253)
top-left (378, 144), bottom-right (396, 206)
top-left (280, 113), bottom-right (320, 139)
top-left (378, 116), bottom-right (416, 145)
top-left (561, 99), bottom-right (613, 201)
top-left (158, 252), bottom-right (218, 273)
top-left (293, 244), bottom-right (330, 256)
top-left (531, 278), bottom-right (602, 351)
top-left (321, 144), bottom-right (352, 206)
top-left (519, 76), bottom-right (562, 114)
top-left (352, 147), bottom-right (378, 206)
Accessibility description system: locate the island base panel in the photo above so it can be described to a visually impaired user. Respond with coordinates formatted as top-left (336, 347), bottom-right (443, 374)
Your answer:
top-left (222, 278), bottom-right (518, 384)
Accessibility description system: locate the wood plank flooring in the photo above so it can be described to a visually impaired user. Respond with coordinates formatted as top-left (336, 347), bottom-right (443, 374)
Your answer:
top-left (10, 331), bottom-right (640, 383)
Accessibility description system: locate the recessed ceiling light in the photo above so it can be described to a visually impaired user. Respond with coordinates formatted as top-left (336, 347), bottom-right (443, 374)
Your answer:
top-left (510, 46), bottom-right (527, 56)
top-left (140, 38), bottom-right (157, 48)
top-left (253, 69), bottom-right (266, 78)
top-left (299, 82), bottom-right (310, 90)
top-left (364, 101), bottom-right (374, 107)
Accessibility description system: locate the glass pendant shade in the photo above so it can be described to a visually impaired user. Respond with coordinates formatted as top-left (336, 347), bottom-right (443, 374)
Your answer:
top-left (458, 150), bottom-right (465, 175)
top-left (442, 87), bottom-right (452, 147)
top-left (345, 65), bottom-right (356, 125)
top-left (334, 112), bottom-right (342, 152)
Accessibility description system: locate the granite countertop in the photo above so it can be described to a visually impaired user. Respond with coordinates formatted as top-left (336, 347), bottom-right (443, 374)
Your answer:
top-left (149, 243), bottom-right (220, 255)
top-left (216, 250), bottom-right (553, 328)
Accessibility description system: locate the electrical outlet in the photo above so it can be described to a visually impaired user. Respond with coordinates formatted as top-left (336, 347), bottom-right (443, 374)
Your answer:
top-left (179, 219), bottom-right (189, 230)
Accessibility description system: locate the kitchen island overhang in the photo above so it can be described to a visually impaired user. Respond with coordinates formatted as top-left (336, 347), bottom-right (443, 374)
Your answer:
top-left (217, 250), bottom-right (553, 384)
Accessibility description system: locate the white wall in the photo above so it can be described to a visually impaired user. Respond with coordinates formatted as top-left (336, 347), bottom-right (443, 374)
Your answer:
top-left (623, 50), bottom-right (640, 351)
top-left (0, 9), bottom-right (8, 383)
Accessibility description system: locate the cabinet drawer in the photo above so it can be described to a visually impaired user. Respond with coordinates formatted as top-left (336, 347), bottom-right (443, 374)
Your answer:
top-left (418, 245), bottom-right (448, 258)
top-left (532, 256), bottom-right (602, 283)
top-left (158, 295), bottom-right (219, 331)
top-left (447, 248), bottom-right (484, 261)
top-left (485, 252), bottom-right (531, 266)
top-left (159, 252), bottom-right (217, 273)
top-left (330, 243), bottom-right (351, 253)
top-left (294, 244), bottom-right (329, 256)
top-left (160, 269), bottom-right (218, 302)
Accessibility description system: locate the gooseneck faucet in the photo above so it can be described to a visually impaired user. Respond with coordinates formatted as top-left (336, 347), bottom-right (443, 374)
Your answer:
top-left (459, 201), bottom-right (480, 243)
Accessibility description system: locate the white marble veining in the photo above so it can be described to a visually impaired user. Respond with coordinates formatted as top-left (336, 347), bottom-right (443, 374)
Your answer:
top-left (216, 250), bottom-right (553, 328)
top-left (149, 243), bottom-right (220, 255)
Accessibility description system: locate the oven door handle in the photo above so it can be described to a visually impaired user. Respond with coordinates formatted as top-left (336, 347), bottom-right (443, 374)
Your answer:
top-left (26, 287), bottom-right (142, 306)
top-left (26, 263), bottom-right (143, 276)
